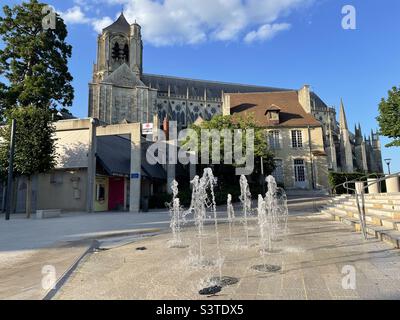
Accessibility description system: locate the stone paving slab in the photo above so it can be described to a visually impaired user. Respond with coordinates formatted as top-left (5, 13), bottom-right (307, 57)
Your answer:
top-left (54, 214), bottom-right (400, 300)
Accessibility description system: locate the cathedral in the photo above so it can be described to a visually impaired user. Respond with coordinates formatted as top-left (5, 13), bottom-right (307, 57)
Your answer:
top-left (88, 13), bottom-right (383, 177)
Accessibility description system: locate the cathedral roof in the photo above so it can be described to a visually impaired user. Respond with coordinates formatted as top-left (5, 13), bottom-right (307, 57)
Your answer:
top-left (141, 73), bottom-right (291, 99)
top-left (103, 13), bottom-right (130, 34)
top-left (228, 91), bottom-right (322, 127)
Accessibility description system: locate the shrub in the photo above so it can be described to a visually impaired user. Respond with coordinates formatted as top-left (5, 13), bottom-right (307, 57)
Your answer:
top-left (329, 172), bottom-right (385, 194)
top-left (148, 193), bottom-right (172, 209)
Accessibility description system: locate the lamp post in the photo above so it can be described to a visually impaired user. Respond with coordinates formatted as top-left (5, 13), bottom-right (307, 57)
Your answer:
top-left (384, 158), bottom-right (392, 175)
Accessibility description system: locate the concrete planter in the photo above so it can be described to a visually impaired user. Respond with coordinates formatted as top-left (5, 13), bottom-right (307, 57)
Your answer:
top-left (386, 175), bottom-right (400, 193)
top-left (367, 178), bottom-right (380, 194)
top-left (355, 181), bottom-right (365, 195)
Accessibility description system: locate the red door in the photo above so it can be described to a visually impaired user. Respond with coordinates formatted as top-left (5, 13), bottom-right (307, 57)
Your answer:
top-left (108, 177), bottom-right (125, 211)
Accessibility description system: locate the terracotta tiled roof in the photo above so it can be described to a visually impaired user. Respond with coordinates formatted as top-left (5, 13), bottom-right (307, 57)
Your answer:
top-left (229, 91), bottom-right (321, 128)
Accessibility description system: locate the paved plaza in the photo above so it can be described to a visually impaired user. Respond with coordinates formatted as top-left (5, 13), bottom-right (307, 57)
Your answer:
top-left (54, 213), bottom-right (400, 300)
top-left (0, 211), bottom-right (170, 299)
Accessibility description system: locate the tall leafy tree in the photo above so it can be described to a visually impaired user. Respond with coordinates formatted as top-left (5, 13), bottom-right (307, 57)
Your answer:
top-left (0, 106), bottom-right (57, 217)
top-left (0, 0), bottom-right (74, 112)
top-left (188, 114), bottom-right (276, 188)
top-left (377, 86), bottom-right (400, 147)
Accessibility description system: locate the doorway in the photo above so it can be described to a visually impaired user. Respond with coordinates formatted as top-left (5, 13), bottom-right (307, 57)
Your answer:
top-left (108, 177), bottom-right (125, 211)
top-left (294, 159), bottom-right (307, 189)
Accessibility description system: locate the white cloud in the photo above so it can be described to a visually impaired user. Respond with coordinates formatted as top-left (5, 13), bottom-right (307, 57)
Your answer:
top-left (60, 6), bottom-right (90, 24)
top-left (244, 23), bottom-right (291, 43)
top-left (60, 0), bottom-right (312, 45)
top-left (91, 17), bottom-right (114, 34)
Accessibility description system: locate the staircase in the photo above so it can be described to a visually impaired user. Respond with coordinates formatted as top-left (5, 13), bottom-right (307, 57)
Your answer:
top-left (321, 193), bottom-right (400, 248)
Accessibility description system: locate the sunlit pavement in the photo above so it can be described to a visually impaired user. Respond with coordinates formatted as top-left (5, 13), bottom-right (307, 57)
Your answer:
top-left (54, 213), bottom-right (400, 300)
top-left (0, 194), bottom-right (330, 300)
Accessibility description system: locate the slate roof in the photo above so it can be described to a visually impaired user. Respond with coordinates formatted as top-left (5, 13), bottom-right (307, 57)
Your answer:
top-left (229, 91), bottom-right (322, 127)
top-left (103, 13), bottom-right (130, 34)
top-left (141, 73), bottom-right (291, 99)
top-left (97, 135), bottom-right (166, 180)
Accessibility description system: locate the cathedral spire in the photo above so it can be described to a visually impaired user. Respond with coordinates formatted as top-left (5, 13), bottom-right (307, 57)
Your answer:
top-left (339, 98), bottom-right (348, 131)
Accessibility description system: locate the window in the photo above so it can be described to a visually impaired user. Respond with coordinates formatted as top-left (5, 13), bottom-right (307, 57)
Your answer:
top-left (294, 159), bottom-right (306, 182)
top-left (268, 130), bottom-right (281, 149)
top-left (96, 184), bottom-right (106, 202)
top-left (272, 159), bottom-right (284, 184)
top-left (291, 130), bottom-right (303, 148)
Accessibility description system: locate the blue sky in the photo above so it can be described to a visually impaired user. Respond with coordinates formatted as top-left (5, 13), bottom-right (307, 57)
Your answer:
top-left (1, 0), bottom-right (400, 172)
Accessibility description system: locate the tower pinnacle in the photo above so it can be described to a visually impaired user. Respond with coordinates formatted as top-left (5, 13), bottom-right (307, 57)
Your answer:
top-left (339, 99), bottom-right (349, 131)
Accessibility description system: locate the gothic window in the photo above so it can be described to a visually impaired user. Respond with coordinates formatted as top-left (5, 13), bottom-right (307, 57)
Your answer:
top-left (112, 42), bottom-right (121, 60)
top-left (180, 112), bottom-right (186, 125)
top-left (159, 110), bottom-right (166, 122)
top-left (123, 44), bottom-right (129, 63)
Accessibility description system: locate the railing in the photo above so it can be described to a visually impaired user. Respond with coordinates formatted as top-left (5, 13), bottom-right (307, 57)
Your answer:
top-left (331, 172), bottom-right (400, 240)
top-left (331, 172), bottom-right (382, 195)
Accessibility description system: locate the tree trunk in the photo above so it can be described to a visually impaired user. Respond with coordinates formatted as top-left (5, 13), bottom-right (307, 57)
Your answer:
top-left (26, 177), bottom-right (32, 219)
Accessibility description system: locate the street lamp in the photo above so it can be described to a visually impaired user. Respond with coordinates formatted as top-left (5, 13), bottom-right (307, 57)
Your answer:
top-left (384, 159), bottom-right (392, 175)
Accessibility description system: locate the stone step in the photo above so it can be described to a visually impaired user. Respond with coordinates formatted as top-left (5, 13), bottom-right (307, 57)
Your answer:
top-left (325, 206), bottom-right (400, 230)
top-left (351, 212), bottom-right (400, 231)
top-left (342, 199), bottom-right (400, 209)
top-left (335, 204), bottom-right (400, 219)
top-left (322, 209), bottom-right (400, 248)
top-left (364, 193), bottom-right (400, 200)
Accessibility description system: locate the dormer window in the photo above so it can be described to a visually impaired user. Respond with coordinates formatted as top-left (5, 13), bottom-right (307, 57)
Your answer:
top-left (265, 104), bottom-right (281, 125)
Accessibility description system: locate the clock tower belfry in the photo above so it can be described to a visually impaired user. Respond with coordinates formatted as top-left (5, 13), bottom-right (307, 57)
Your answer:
top-left (92, 12), bottom-right (143, 82)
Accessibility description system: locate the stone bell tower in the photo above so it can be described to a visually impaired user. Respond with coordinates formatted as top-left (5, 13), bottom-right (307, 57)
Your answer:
top-left (89, 13), bottom-right (156, 125)
top-left (92, 12), bottom-right (143, 82)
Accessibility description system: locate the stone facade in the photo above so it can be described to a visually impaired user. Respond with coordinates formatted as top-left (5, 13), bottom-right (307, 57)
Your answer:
top-left (89, 13), bottom-right (383, 185)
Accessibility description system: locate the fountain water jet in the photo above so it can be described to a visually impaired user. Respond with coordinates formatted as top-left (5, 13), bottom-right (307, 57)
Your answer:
top-left (187, 169), bottom-right (224, 275)
top-left (168, 180), bottom-right (188, 248)
top-left (265, 175), bottom-right (288, 239)
top-left (227, 194), bottom-right (235, 242)
top-left (239, 175), bottom-right (252, 246)
top-left (201, 168), bottom-right (223, 279)
top-left (253, 175), bottom-right (289, 273)
top-left (188, 175), bottom-right (206, 261)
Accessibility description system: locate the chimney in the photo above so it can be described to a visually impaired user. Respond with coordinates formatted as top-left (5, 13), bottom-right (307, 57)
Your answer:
top-left (298, 85), bottom-right (312, 114)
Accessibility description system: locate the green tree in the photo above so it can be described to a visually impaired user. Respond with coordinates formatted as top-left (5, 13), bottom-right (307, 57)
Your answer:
top-left (0, 106), bottom-right (57, 218)
top-left (377, 86), bottom-right (400, 147)
top-left (187, 114), bottom-right (276, 188)
top-left (0, 0), bottom-right (74, 113)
